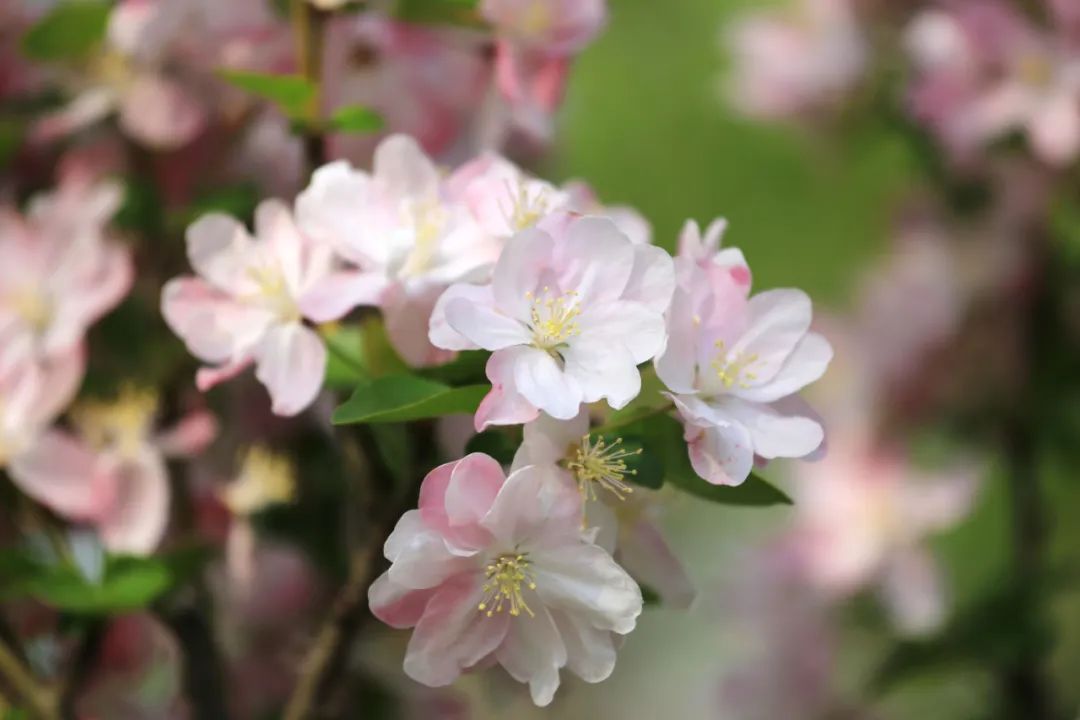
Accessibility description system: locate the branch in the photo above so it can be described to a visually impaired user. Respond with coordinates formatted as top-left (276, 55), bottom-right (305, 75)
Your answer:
top-left (0, 635), bottom-right (59, 720)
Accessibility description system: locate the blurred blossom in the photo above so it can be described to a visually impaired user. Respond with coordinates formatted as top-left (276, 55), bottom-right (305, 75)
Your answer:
top-left (9, 386), bottom-right (216, 555)
top-left (162, 200), bottom-right (355, 416)
top-left (431, 216), bottom-right (673, 428)
top-left (511, 409), bottom-right (695, 608)
top-left (905, 1), bottom-right (1080, 166)
top-left (481, 0), bottom-right (607, 141)
top-left (725, 0), bottom-right (865, 121)
top-left (77, 613), bottom-right (189, 720)
top-left (0, 352), bottom-right (82, 469)
top-left (369, 454), bottom-right (642, 707)
top-left (0, 174), bottom-right (131, 374)
top-left (656, 219), bottom-right (830, 486)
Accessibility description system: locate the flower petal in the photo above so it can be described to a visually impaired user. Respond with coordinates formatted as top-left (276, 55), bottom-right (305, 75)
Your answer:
top-left (253, 322), bottom-right (327, 416)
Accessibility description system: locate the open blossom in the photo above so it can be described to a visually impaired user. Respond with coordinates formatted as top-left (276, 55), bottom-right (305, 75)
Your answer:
top-left (905, 1), bottom-right (1080, 166)
top-left (788, 426), bottom-right (977, 635)
top-left (512, 410), bottom-right (695, 608)
top-left (0, 353), bottom-right (85, 470)
top-left (162, 200), bottom-right (353, 416)
top-left (656, 218), bottom-right (831, 486)
top-left (725, 0), bottom-right (865, 120)
top-left (297, 134), bottom-right (498, 366)
top-left (369, 453), bottom-right (642, 706)
top-left (9, 387), bottom-right (216, 555)
top-left (0, 177), bottom-right (132, 373)
top-left (481, 0), bottom-right (607, 140)
top-left (430, 215), bottom-right (675, 428)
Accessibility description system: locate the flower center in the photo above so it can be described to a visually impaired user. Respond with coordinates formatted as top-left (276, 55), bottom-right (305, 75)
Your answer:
top-left (479, 553), bottom-right (536, 618)
top-left (1017, 52), bottom-right (1053, 88)
top-left (8, 288), bottom-right (52, 332)
top-left (247, 265), bottom-right (299, 322)
top-left (565, 434), bottom-right (640, 503)
top-left (221, 446), bottom-right (296, 516)
top-left (71, 386), bottom-right (158, 457)
top-left (521, 0), bottom-right (553, 39)
top-left (399, 199), bottom-right (447, 277)
top-left (504, 180), bottom-right (551, 232)
top-left (527, 288), bottom-right (581, 352)
top-left (710, 340), bottom-right (763, 390)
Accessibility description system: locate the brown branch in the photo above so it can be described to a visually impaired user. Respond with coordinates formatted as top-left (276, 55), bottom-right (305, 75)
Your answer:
top-left (0, 635), bottom-right (59, 720)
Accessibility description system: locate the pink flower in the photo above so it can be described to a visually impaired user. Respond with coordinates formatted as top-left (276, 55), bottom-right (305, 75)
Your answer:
top-left (481, 0), bottom-right (607, 141)
top-left (430, 215), bottom-right (674, 428)
top-left (369, 453), bottom-right (642, 706)
top-left (0, 178), bottom-right (132, 373)
top-left (788, 427), bottom-right (978, 634)
top-left (656, 221), bottom-right (831, 485)
top-left (297, 135), bottom-right (498, 366)
top-left (0, 352), bottom-right (85, 468)
top-left (9, 387), bottom-right (216, 555)
top-left (511, 410), bottom-right (695, 608)
top-left (162, 200), bottom-right (350, 416)
top-left (905, 2), bottom-right (1080, 165)
top-left (725, 0), bottom-right (865, 120)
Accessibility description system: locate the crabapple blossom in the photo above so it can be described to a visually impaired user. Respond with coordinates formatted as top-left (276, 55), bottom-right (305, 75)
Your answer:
top-left (368, 453), bottom-right (642, 706)
top-left (725, 0), bottom-right (865, 120)
top-left (0, 352), bottom-right (85, 470)
top-left (512, 410), bottom-right (695, 608)
top-left (656, 219), bottom-right (831, 485)
top-left (296, 134), bottom-right (498, 366)
top-left (9, 387), bottom-right (216, 555)
top-left (481, 0), bottom-right (607, 140)
top-left (162, 200), bottom-right (353, 416)
top-left (905, 2), bottom-right (1080, 166)
top-left (0, 177), bottom-right (132, 374)
top-left (430, 215), bottom-right (675, 428)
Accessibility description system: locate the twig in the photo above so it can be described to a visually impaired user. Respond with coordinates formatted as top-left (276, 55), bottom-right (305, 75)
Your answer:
top-left (291, 0), bottom-right (327, 170)
top-left (592, 400), bottom-right (675, 436)
top-left (0, 636), bottom-right (58, 720)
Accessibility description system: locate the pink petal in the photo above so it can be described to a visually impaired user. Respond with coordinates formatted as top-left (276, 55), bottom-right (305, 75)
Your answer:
top-left (419, 454), bottom-right (505, 551)
top-left (475, 347), bottom-right (541, 430)
top-left (253, 322), bottom-right (327, 416)
top-left (8, 431), bottom-right (115, 522)
top-left (196, 356), bottom-right (254, 392)
top-left (154, 409), bottom-right (218, 458)
top-left (119, 74), bottom-right (205, 149)
top-left (96, 449), bottom-right (170, 555)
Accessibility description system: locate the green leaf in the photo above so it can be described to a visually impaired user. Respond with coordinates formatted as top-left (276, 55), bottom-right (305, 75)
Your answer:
top-left (611, 435), bottom-right (665, 490)
top-left (333, 375), bottom-right (488, 424)
top-left (322, 324), bottom-right (369, 389)
top-left (0, 118), bottom-right (24, 169)
top-left (218, 70), bottom-right (316, 118)
top-left (465, 430), bottom-right (519, 465)
top-left (394, 0), bottom-right (483, 26)
top-left (328, 105), bottom-right (384, 133)
top-left (22, 1), bottom-right (110, 61)
top-left (418, 350), bottom-right (489, 386)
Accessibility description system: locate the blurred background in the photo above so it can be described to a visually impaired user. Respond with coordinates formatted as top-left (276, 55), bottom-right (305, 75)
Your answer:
top-left (3, 0), bottom-right (1080, 718)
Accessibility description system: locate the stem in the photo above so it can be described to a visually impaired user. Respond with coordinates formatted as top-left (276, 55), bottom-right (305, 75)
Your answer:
top-left (0, 636), bottom-right (58, 720)
top-left (291, 0), bottom-right (327, 170)
top-left (592, 400), bottom-right (675, 436)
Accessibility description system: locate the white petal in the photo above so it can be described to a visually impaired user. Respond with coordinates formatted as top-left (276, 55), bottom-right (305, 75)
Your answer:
top-left (622, 244), bottom-right (675, 314)
top-left (512, 347), bottom-right (583, 420)
top-left (557, 216), bottom-right (635, 305)
top-left (513, 409), bottom-right (590, 470)
top-left (186, 214), bottom-right (254, 291)
top-left (550, 609), bottom-right (617, 684)
top-left (445, 295), bottom-right (531, 350)
top-left (374, 134), bottom-right (440, 199)
top-left (729, 288), bottom-right (813, 387)
top-left (578, 299), bottom-right (667, 364)
top-left (712, 396), bottom-right (824, 460)
top-left (531, 543), bottom-right (643, 635)
top-left (562, 340), bottom-right (640, 409)
top-left (492, 227), bottom-right (554, 321)
top-left (253, 322), bottom-right (326, 416)
top-left (734, 331), bottom-right (833, 403)
top-left (495, 604), bottom-right (566, 707)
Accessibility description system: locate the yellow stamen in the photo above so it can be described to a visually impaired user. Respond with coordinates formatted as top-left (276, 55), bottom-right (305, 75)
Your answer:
top-left (399, 199), bottom-right (447, 276)
top-left (7, 289), bottom-right (51, 331)
top-left (221, 445), bottom-right (296, 516)
top-left (710, 339), bottom-right (762, 390)
top-left (478, 553), bottom-right (536, 618)
top-left (527, 287), bottom-right (581, 352)
top-left (503, 180), bottom-right (551, 231)
top-left (565, 434), bottom-right (640, 504)
top-left (70, 385), bottom-right (159, 456)
top-left (245, 265), bottom-right (299, 322)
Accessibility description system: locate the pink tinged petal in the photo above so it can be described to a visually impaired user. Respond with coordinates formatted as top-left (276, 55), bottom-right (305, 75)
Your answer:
top-left (29, 345), bottom-right (86, 427)
top-left (492, 227), bottom-right (554, 321)
top-left (383, 286), bottom-right (457, 368)
top-left (118, 74), bottom-right (205, 150)
top-left (512, 347), bottom-right (583, 420)
top-left (495, 603), bottom-right (566, 707)
top-left (32, 88), bottom-right (116, 143)
top-left (562, 341), bottom-right (640, 409)
top-left (8, 431), bottom-right (115, 522)
top-left (161, 278), bottom-right (275, 364)
top-left (419, 455), bottom-right (504, 551)
top-left (185, 213), bottom-right (255, 291)
top-left (512, 408), bottom-right (590, 470)
top-left (402, 576), bottom-right (510, 687)
top-left (577, 299), bottom-right (667, 364)
top-left (714, 396), bottom-right (824, 460)
top-left (475, 348), bottom-right (541, 431)
top-left (880, 549), bottom-right (946, 636)
top-left (369, 572), bottom-right (438, 628)
top-left (729, 288), bottom-right (814, 386)
top-left (254, 200), bottom-right (305, 296)
top-left (253, 322), bottom-right (327, 416)
top-left (549, 609), bottom-right (617, 684)
top-left (196, 356), bottom-right (254, 392)
top-left (481, 465), bottom-right (583, 546)
top-left (901, 469), bottom-right (979, 534)
top-left (297, 271), bottom-right (387, 323)
top-left (684, 420), bottom-right (755, 486)
top-left (373, 134), bottom-right (440, 199)
top-left (617, 516), bottom-right (695, 610)
top-left (1028, 90), bottom-right (1080, 166)
top-left (385, 511), bottom-right (477, 588)
top-left (154, 409), bottom-right (217, 458)
top-left (530, 543), bottom-right (643, 635)
top-left (622, 244), bottom-right (675, 314)
top-left (96, 449), bottom-right (170, 556)
top-left (429, 284), bottom-right (493, 352)
top-left (734, 331), bottom-right (833, 403)
top-left (295, 161), bottom-right (384, 267)
top-left (654, 287), bottom-right (699, 395)
top-left (557, 216), bottom-right (636, 305)
top-left (444, 295), bottom-right (530, 351)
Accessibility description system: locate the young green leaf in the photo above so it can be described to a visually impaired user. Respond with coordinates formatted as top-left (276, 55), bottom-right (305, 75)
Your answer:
top-left (218, 70), bottom-right (316, 118)
top-left (333, 375), bottom-right (488, 424)
top-left (328, 105), bottom-right (385, 133)
top-left (22, 1), bottom-right (110, 61)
